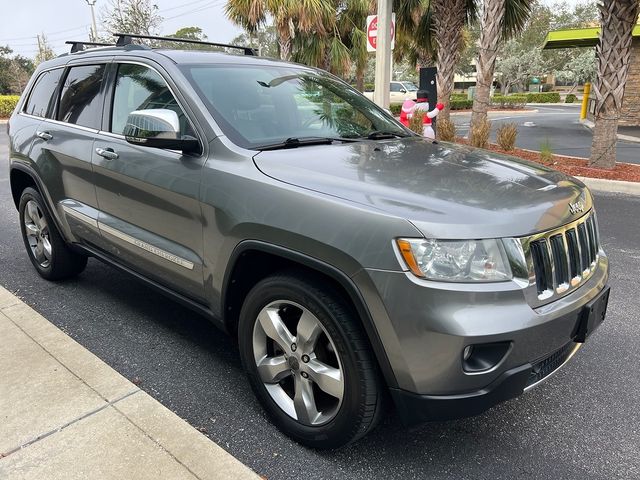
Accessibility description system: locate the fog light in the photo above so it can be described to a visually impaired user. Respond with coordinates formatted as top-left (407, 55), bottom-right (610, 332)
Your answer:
top-left (463, 345), bottom-right (474, 361)
top-left (462, 342), bottom-right (512, 373)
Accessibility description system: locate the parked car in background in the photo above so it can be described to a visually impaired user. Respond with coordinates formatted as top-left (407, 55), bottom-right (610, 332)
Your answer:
top-left (363, 80), bottom-right (419, 104)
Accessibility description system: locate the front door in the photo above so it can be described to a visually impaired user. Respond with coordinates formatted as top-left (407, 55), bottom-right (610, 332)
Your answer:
top-left (92, 62), bottom-right (206, 302)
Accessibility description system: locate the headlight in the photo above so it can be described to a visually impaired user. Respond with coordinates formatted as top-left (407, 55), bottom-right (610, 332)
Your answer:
top-left (396, 238), bottom-right (512, 282)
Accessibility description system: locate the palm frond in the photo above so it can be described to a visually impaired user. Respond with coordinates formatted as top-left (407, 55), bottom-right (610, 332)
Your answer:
top-left (502, 0), bottom-right (533, 40)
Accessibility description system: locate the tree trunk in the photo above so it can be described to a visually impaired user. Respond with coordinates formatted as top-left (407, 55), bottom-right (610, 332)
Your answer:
top-left (432, 0), bottom-right (467, 125)
top-left (356, 67), bottom-right (365, 92)
top-left (470, 0), bottom-right (505, 131)
top-left (590, 0), bottom-right (639, 169)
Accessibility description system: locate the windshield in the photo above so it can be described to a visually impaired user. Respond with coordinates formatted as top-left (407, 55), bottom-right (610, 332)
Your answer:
top-left (180, 64), bottom-right (409, 149)
top-left (402, 82), bottom-right (419, 92)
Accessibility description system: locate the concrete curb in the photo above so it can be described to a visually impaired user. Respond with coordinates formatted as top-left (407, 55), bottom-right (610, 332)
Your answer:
top-left (0, 285), bottom-right (260, 480)
top-left (576, 176), bottom-right (640, 196)
top-left (580, 118), bottom-right (640, 144)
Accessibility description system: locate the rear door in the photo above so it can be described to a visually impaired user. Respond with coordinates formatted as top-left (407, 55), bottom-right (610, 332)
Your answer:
top-left (92, 61), bottom-right (206, 301)
top-left (27, 62), bottom-right (109, 246)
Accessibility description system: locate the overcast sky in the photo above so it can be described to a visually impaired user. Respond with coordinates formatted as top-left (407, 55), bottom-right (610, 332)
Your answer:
top-left (2, 0), bottom-right (587, 59)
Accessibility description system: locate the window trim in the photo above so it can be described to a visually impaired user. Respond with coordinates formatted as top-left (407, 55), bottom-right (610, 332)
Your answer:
top-left (105, 60), bottom-right (204, 155)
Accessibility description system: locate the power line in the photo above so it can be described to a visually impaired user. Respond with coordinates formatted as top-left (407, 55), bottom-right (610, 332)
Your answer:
top-left (0, 24), bottom-right (90, 42)
top-left (164, 0), bottom-right (224, 21)
top-left (159, 0), bottom-right (217, 14)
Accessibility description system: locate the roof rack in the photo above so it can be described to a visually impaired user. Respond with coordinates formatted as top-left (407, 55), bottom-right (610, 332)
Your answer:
top-left (113, 33), bottom-right (257, 56)
top-left (66, 40), bottom-right (113, 53)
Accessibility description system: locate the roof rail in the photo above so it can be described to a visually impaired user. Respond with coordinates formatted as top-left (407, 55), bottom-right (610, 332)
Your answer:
top-left (65, 40), bottom-right (113, 53)
top-left (113, 33), bottom-right (257, 56)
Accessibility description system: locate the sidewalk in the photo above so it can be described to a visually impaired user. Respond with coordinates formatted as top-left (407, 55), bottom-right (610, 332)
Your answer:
top-left (0, 286), bottom-right (259, 480)
top-left (581, 118), bottom-right (640, 143)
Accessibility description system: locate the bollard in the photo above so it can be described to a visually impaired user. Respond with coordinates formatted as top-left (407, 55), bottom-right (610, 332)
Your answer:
top-left (580, 82), bottom-right (591, 120)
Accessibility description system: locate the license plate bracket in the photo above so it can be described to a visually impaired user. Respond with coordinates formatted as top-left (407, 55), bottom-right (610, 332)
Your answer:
top-left (573, 286), bottom-right (610, 343)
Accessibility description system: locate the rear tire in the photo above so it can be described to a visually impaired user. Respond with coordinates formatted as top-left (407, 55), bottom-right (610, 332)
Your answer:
top-left (238, 272), bottom-right (383, 449)
top-left (19, 187), bottom-right (88, 280)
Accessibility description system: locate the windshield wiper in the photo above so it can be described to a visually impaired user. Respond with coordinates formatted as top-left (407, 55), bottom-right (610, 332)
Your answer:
top-left (366, 130), bottom-right (410, 140)
top-left (255, 136), bottom-right (357, 151)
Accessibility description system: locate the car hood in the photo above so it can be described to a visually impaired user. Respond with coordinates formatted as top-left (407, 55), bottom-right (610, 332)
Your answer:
top-left (253, 137), bottom-right (592, 239)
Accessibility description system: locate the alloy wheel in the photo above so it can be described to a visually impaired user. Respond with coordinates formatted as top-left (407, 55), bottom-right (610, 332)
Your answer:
top-left (252, 300), bottom-right (345, 426)
top-left (23, 200), bottom-right (52, 268)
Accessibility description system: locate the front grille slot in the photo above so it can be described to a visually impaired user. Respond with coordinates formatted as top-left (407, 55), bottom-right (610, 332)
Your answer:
top-left (530, 239), bottom-right (552, 295)
top-left (577, 222), bottom-right (591, 272)
top-left (565, 228), bottom-right (581, 279)
top-left (586, 216), bottom-right (598, 264)
top-left (550, 234), bottom-right (569, 287)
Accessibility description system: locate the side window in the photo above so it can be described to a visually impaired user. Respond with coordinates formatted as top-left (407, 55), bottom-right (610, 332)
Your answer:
top-left (390, 83), bottom-right (402, 92)
top-left (23, 68), bottom-right (64, 118)
top-left (57, 64), bottom-right (107, 129)
top-left (111, 63), bottom-right (195, 137)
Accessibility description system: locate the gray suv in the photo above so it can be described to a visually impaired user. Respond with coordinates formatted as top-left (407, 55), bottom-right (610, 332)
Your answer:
top-left (8, 35), bottom-right (610, 449)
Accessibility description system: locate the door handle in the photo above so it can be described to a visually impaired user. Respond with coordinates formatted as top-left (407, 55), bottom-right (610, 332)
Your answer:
top-left (95, 147), bottom-right (119, 160)
top-left (36, 131), bottom-right (53, 141)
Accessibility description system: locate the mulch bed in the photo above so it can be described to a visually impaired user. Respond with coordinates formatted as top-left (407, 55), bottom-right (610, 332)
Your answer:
top-left (454, 137), bottom-right (640, 183)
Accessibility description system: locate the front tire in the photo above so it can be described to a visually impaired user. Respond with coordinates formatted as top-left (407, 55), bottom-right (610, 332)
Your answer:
top-left (238, 272), bottom-right (383, 449)
top-left (19, 187), bottom-right (87, 280)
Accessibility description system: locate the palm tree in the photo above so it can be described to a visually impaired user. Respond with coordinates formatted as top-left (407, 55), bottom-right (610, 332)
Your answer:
top-left (470, 0), bottom-right (532, 132)
top-left (397, 0), bottom-right (533, 127)
top-left (590, 0), bottom-right (640, 169)
top-left (396, 0), bottom-right (477, 124)
top-left (293, 0), bottom-right (372, 84)
top-left (225, 0), bottom-right (332, 61)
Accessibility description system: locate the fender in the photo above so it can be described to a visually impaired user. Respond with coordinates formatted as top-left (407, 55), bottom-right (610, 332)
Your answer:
top-left (9, 162), bottom-right (71, 244)
top-left (222, 239), bottom-right (398, 388)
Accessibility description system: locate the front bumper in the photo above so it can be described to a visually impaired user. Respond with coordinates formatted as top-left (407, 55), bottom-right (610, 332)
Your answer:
top-left (352, 251), bottom-right (609, 423)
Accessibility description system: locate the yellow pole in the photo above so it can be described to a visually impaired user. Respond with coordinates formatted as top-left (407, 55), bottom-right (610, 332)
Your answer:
top-left (580, 82), bottom-right (591, 120)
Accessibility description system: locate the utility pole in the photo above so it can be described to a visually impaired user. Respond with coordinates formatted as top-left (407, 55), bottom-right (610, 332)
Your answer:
top-left (85, 0), bottom-right (98, 41)
top-left (373, 0), bottom-right (392, 109)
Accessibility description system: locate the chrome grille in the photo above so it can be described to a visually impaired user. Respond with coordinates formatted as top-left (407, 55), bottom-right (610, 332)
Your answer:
top-left (522, 212), bottom-right (600, 304)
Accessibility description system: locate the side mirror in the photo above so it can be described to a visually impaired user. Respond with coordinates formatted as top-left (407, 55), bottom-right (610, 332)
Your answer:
top-left (399, 88), bottom-right (407, 94)
top-left (123, 109), bottom-right (199, 153)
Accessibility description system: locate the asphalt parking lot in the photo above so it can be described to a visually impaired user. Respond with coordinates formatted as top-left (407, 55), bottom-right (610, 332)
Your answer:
top-left (451, 104), bottom-right (640, 165)
top-left (1, 129), bottom-right (639, 479)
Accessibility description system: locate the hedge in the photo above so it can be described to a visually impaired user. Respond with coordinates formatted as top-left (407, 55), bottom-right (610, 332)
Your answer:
top-left (390, 104), bottom-right (402, 115)
top-left (565, 93), bottom-right (577, 103)
top-left (491, 94), bottom-right (527, 109)
top-left (0, 95), bottom-right (20, 118)
top-left (525, 92), bottom-right (561, 103)
top-left (450, 99), bottom-right (473, 110)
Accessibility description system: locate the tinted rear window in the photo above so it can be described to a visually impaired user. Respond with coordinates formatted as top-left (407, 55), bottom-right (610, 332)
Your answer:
top-left (58, 64), bottom-right (107, 129)
top-left (24, 69), bottom-right (64, 118)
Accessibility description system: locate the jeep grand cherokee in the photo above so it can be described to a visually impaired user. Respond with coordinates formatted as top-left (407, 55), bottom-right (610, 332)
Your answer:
top-left (7, 35), bottom-right (610, 449)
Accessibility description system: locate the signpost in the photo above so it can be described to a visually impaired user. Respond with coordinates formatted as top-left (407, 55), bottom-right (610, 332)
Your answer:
top-left (371, 2), bottom-right (395, 109)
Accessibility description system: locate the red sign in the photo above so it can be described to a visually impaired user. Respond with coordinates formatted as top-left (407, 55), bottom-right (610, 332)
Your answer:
top-left (366, 14), bottom-right (395, 52)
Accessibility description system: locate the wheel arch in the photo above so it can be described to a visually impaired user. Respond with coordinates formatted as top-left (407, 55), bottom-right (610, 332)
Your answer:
top-left (222, 240), bottom-right (398, 388)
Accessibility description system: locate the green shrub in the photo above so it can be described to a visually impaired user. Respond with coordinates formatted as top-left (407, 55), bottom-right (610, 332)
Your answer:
top-left (450, 99), bottom-right (473, 110)
top-left (389, 104), bottom-right (402, 115)
top-left (540, 138), bottom-right (553, 164)
top-left (565, 93), bottom-right (577, 103)
top-left (525, 92), bottom-right (561, 103)
top-left (0, 95), bottom-right (20, 118)
top-left (364, 83), bottom-right (374, 92)
top-left (450, 93), bottom-right (467, 101)
top-left (491, 95), bottom-right (527, 109)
